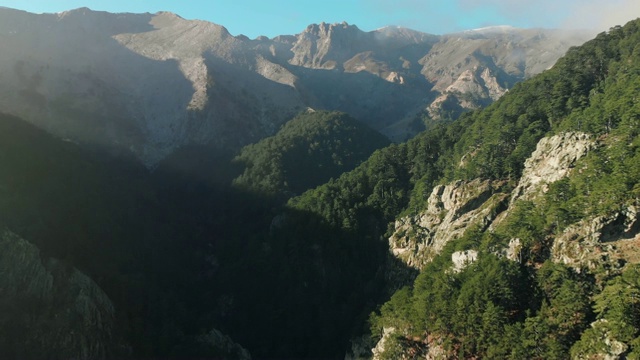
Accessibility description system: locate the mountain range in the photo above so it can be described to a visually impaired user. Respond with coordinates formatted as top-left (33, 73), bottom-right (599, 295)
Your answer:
top-left (2, 6), bottom-right (639, 360)
top-left (0, 7), bottom-right (590, 166)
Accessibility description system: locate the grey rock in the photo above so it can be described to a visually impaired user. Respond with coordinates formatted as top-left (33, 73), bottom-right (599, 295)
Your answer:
top-left (452, 250), bottom-right (479, 273)
top-left (552, 205), bottom-right (639, 268)
top-left (510, 132), bottom-right (595, 204)
top-left (389, 179), bottom-right (508, 269)
top-left (0, 229), bottom-right (125, 359)
top-left (0, 7), bottom-right (591, 166)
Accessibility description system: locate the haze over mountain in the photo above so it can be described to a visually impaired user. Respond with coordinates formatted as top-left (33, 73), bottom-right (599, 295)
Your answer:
top-left (0, 7), bottom-right (590, 166)
top-left (1, 4), bottom-right (640, 360)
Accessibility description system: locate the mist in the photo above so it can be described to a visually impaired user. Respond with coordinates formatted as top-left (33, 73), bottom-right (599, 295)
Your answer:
top-left (461, 0), bottom-right (639, 33)
top-left (368, 0), bottom-right (639, 35)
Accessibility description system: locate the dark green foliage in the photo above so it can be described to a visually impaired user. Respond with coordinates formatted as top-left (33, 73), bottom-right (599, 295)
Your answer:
top-left (288, 120), bottom-right (462, 243)
top-left (368, 19), bottom-right (640, 359)
top-left (3, 17), bottom-right (640, 360)
top-left (372, 252), bottom-right (593, 359)
top-left (0, 112), bottom-right (392, 359)
top-left (571, 264), bottom-right (640, 358)
top-left (371, 250), bottom-right (536, 358)
top-left (233, 110), bottom-right (390, 198)
top-left (0, 114), bottom-right (148, 273)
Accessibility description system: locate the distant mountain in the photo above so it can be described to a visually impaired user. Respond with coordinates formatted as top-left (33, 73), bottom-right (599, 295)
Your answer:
top-left (2, 7), bottom-right (640, 359)
top-left (286, 19), bottom-right (640, 359)
top-left (0, 7), bottom-right (591, 166)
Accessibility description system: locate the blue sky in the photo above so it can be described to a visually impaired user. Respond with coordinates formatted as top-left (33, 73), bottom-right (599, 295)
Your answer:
top-left (1, 0), bottom-right (638, 38)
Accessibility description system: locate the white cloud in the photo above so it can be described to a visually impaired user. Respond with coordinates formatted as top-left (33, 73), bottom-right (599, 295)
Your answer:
top-left (563, 0), bottom-right (640, 32)
top-left (459, 0), bottom-right (639, 32)
top-left (365, 0), bottom-right (639, 33)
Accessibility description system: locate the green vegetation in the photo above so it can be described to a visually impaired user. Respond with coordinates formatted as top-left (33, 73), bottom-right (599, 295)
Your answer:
top-left (365, 19), bottom-right (640, 359)
top-left (233, 110), bottom-right (390, 198)
top-left (2, 18), bottom-right (640, 360)
top-left (0, 112), bottom-right (390, 359)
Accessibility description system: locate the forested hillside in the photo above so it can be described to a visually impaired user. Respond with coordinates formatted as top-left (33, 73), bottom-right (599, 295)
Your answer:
top-left (0, 110), bottom-right (391, 359)
top-left (282, 19), bottom-right (640, 359)
top-left (1, 13), bottom-right (639, 360)
top-left (233, 110), bottom-right (390, 198)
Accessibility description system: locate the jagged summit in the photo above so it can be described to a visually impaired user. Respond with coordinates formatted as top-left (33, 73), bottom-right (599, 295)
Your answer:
top-left (304, 21), bottom-right (359, 31)
top-left (0, 6), bottom-right (591, 166)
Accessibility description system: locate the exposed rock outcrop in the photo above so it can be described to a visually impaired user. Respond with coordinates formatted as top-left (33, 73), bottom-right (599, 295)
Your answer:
top-left (552, 205), bottom-right (639, 269)
top-left (0, 7), bottom-right (590, 166)
top-left (452, 250), bottom-right (479, 272)
top-left (370, 327), bottom-right (442, 360)
top-left (510, 132), bottom-right (595, 204)
top-left (490, 131), bottom-right (596, 228)
top-left (371, 327), bottom-right (396, 360)
top-left (0, 229), bottom-right (126, 359)
top-left (573, 319), bottom-right (630, 360)
top-left (503, 238), bottom-right (523, 262)
top-left (389, 179), bottom-right (508, 269)
top-left (389, 132), bottom-right (597, 271)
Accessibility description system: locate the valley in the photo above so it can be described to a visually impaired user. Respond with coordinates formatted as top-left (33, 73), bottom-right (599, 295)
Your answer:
top-left (1, 6), bottom-right (639, 360)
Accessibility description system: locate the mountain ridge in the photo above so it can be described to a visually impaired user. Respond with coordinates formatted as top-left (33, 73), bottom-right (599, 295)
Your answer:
top-left (2, 10), bottom-right (640, 359)
top-left (0, 7), bottom-right (592, 166)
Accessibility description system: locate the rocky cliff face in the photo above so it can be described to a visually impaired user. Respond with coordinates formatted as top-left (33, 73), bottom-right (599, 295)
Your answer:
top-left (509, 132), bottom-right (595, 204)
top-left (377, 132), bottom-right (614, 357)
top-left (0, 229), bottom-right (125, 359)
top-left (0, 7), bottom-right (591, 166)
top-left (552, 205), bottom-right (639, 269)
top-left (388, 132), bottom-right (598, 270)
top-left (389, 179), bottom-right (508, 269)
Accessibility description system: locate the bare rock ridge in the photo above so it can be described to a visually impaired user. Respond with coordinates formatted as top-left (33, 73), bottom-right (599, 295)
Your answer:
top-left (390, 179), bottom-right (508, 269)
top-left (552, 205), bottom-right (639, 269)
top-left (386, 130), bottom-right (638, 280)
top-left (0, 229), bottom-right (253, 359)
top-left (0, 229), bottom-right (123, 358)
top-left (388, 132), bottom-right (601, 270)
top-left (378, 131), bottom-right (640, 359)
top-left (0, 7), bottom-right (592, 166)
top-left (510, 132), bottom-right (595, 204)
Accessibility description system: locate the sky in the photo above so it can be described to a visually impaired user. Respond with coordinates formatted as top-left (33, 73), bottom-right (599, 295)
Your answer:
top-left (1, 0), bottom-right (639, 38)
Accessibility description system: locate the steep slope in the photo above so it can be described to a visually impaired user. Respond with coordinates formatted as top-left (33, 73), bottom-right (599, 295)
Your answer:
top-left (368, 21), bottom-right (640, 359)
top-left (0, 8), bottom-right (302, 166)
top-left (277, 18), bottom-right (640, 359)
top-left (416, 27), bottom-right (590, 125)
top-left (0, 230), bottom-right (126, 359)
top-left (233, 110), bottom-right (390, 198)
top-left (0, 7), bottom-right (590, 165)
top-left (0, 113), bottom-right (257, 359)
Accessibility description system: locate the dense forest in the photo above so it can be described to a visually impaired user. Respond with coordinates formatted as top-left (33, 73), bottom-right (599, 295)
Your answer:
top-left (232, 110), bottom-right (390, 199)
top-left (1, 16), bottom-right (640, 360)
top-left (359, 20), bottom-right (640, 359)
top-left (0, 110), bottom-right (392, 358)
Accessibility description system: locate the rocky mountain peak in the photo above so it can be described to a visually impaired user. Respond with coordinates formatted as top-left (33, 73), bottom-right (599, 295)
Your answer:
top-left (0, 7), bottom-right (592, 166)
top-left (304, 21), bottom-right (360, 35)
top-left (388, 132), bottom-right (602, 271)
top-left (291, 21), bottom-right (371, 69)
